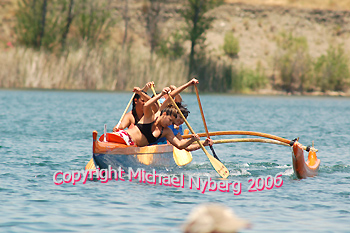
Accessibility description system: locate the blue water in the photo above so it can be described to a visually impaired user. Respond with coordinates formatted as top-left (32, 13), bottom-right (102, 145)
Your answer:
top-left (1, 90), bottom-right (350, 232)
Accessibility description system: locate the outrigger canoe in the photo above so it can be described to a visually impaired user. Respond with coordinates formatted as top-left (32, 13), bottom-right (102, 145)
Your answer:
top-left (86, 130), bottom-right (320, 179)
top-left (88, 131), bottom-right (192, 171)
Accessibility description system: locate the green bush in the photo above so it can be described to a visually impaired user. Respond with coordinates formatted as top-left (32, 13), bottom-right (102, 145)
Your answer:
top-left (232, 64), bottom-right (267, 93)
top-left (73, 0), bottom-right (115, 47)
top-left (274, 32), bottom-right (312, 93)
top-left (242, 63), bottom-right (267, 91)
top-left (314, 45), bottom-right (350, 92)
top-left (194, 56), bottom-right (234, 92)
top-left (223, 31), bottom-right (239, 58)
top-left (156, 31), bottom-right (185, 59)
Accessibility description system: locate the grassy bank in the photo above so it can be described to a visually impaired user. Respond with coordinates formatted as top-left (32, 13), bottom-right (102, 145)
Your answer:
top-left (0, 46), bottom-right (189, 91)
top-left (2, 43), bottom-right (349, 95)
top-left (1, 44), bottom-right (271, 93)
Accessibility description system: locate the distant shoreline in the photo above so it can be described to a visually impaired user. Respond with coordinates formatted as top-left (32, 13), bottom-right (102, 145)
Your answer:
top-left (2, 87), bottom-right (350, 97)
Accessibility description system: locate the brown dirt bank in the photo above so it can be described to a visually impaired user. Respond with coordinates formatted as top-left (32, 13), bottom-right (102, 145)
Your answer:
top-left (102, 1), bottom-right (350, 72)
top-left (115, 1), bottom-right (350, 92)
top-left (1, 0), bottom-right (350, 94)
top-left (225, 0), bottom-right (350, 11)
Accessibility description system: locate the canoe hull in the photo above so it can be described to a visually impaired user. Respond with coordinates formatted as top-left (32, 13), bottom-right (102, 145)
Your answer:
top-left (292, 142), bottom-right (320, 179)
top-left (93, 151), bottom-right (176, 171)
top-left (91, 131), bottom-right (177, 171)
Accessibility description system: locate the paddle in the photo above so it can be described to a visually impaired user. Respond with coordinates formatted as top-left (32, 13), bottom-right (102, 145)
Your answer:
top-left (150, 85), bottom-right (193, 166)
top-left (115, 93), bottom-right (136, 129)
top-left (194, 85), bottom-right (221, 161)
top-left (86, 93), bottom-right (136, 170)
top-left (150, 85), bottom-right (161, 107)
top-left (168, 93), bottom-right (229, 178)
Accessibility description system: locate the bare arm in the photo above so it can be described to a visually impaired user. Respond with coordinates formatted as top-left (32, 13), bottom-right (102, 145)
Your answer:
top-left (143, 87), bottom-right (170, 118)
top-left (175, 133), bottom-right (213, 151)
top-left (170, 85), bottom-right (182, 102)
top-left (165, 128), bottom-right (199, 149)
top-left (113, 112), bottom-right (133, 131)
top-left (141, 81), bottom-right (154, 93)
top-left (160, 79), bottom-right (198, 111)
top-left (134, 87), bottom-right (151, 102)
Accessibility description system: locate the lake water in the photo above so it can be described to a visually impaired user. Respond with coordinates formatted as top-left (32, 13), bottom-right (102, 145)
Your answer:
top-left (1, 90), bottom-right (349, 232)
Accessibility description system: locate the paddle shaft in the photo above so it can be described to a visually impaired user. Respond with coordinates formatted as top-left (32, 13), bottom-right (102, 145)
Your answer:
top-left (194, 85), bottom-right (220, 161)
top-left (152, 85), bottom-right (193, 166)
top-left (116, 93), bottom-right (135, 128)
top-left (194, 85), bottom-right (210, 136)
top-left (150, 85), bottom-right (161, 107)
top-left (167, 94), bottom-right (229, 178)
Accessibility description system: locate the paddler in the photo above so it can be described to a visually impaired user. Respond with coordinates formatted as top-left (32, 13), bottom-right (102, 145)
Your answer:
top-left (113, 81), bottom-right (154, 131)
top-left (152, 101), bottom-right (214, 151)
top-left (110, 79), bottom-right (205, 149)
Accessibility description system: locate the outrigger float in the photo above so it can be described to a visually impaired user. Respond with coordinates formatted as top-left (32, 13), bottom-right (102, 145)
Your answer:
top-left (85, 130), bottom-right (320, 179)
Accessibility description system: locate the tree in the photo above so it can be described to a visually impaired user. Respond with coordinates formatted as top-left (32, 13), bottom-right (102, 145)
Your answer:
top-left (61, 0), bottom-right (75, 50)
top-left (15, 0), bottom-right (49, 49)
top-left (122, 0), bottom-right (129, 49)
top-left (74, 0), bottom-right (115, 47)
top-left (141, 0), bottom-right (163, 57)
top-left (181, 0), bottom-right (222, 79)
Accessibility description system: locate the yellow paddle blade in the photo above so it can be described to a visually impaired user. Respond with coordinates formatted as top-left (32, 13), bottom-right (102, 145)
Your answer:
top-left (85, 158), bottom-right (96, 170)
top-left (173, 147), bottom-right (192, 166)
top-left (204, 149), bottom-right (230, 179)
top-left (137, 154), bottom-right (154, 165)
top-left (167, 93), bottom-right (229, 178)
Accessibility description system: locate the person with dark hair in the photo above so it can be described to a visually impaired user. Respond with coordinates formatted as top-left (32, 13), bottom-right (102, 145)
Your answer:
top-left (151, 101), bottom-right (187, 145)
top-left (152, 101), bottom-right (213, 151)
top-left (171, 101), bottom-right (189, 135)
top-left (113, 82), bottom-right (154, 131)
top-left (111, 79), bottom-right (202, 148)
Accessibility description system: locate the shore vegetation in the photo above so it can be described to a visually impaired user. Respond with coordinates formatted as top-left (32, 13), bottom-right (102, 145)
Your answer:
top-left (0, 0), bottom-right (349, 95)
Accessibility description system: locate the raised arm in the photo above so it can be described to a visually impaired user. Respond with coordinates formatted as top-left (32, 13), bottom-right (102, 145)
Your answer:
top-left (169, 85), bottom-right (182, 103)
top-left (142, 87), bottom-right (170, 118)
top-left (133, 86), bottom-right (151, 102)
top-left (160, 79), bottom-right (198, 111)
top-left (141, 81), bottom-right (154, 93)
top-left (170, 78), bottom-right (198, 98)
top-left (140, 82), bottom-right (160, 113)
